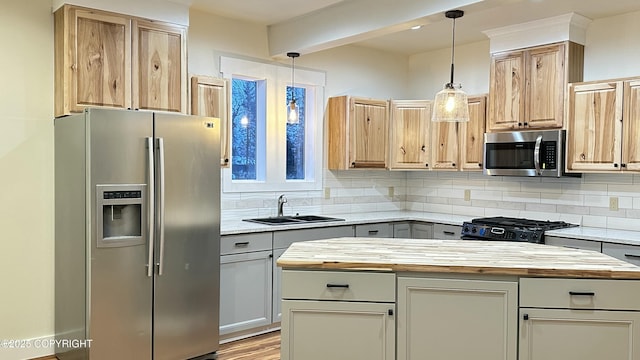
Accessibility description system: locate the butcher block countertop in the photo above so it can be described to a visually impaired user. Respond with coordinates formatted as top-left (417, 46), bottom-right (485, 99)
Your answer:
top-left (277, 238), bottom-right (640, 279)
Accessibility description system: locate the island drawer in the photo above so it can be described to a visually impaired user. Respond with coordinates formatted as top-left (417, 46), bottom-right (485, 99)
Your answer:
top-left (221, 232), bottom-right (272, 255)
top-left (281, 270), bottom-right (395, 302)
top-left (520, 278), bottom-right (640, 311)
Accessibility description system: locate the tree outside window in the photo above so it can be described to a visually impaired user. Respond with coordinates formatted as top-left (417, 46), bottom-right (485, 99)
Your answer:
top-left (286, 86), bottom-right (306, 180)
top-left (231, 78), bottom-right (257, 180)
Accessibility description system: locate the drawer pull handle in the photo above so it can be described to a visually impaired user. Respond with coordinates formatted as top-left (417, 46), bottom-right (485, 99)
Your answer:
top-left (234, 242), bottom-right (250, 247)
top-left (569, 291), bottom-right (595, 296)
top-left (368, 230), bottom-right (379, 235)
top-left (443, 231), bottom-right (456, 236)
top-left (625, 253), bottom-right (640, 259)
top-left (326, 284), bottom-right (350, 289)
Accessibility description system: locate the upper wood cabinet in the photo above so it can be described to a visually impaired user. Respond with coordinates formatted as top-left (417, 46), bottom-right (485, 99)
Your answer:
top-left (431, 95), bottom-right (487, 171)
top-left (327, 96), bottom-right (389, 170)
top-left (54, 5), bottom-right (187, 117)
top-left (566, 77), bottom-right (640, 172)
top-left (132, 19), bottom-right (187, 113)
top-left (488, 42), bottom-right (584, 132)
top-left (388, 100), bottom-right (431, 170)
top-left (191, 76), bottom-right (230, 166)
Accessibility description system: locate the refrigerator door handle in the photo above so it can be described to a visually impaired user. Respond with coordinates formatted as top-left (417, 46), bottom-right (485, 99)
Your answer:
top-left (146, 137), bottom-right (155, 277)
top-left (157, 137), bottom-right (166, 276)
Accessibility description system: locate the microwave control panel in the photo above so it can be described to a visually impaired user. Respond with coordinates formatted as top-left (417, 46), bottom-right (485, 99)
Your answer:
top-left (541, 142), bottom-right (557, 169)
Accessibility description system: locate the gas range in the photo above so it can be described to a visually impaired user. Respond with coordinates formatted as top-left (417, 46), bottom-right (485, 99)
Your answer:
top-left (461, 216), bottom-right (578, 244)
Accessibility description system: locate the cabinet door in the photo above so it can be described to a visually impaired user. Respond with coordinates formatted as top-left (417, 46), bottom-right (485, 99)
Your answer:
top-left (393, 222), bottom-right (411, 238)
top-left (566, 81), bottom-right (623, 172)
top-left (431, 121), bottom-right (459, 170)
top-left (410, 223), bottom-right (433, 239)
top-left (526, 44), bottom-right (565, 129)
top-left (397, 277), bottom-right (518, 360)
top-left (389, 100), bottom-right (431, 169)
top-left (622, 79), bottom-right (640, 171)
top-left (132, 19), bottom-right (187, 113)
top-left (519, 308), bottom-right (640, 360)
top-left (349, 99), bottom-right (388, 168)
top-left (272, 248), bottom-right (286, 324)
top-left (459, 95), bottom-right (487, 171)
top-left (281, 300), bottom-right (395, 360)
top-left (489, 51), bottom-right (525, 131)
top-left (191, 76), bottom-right (230, 166)
top-left (219, 251), bottom-right (272, 335)
top-left (55, 6), bottom-right (131, 116)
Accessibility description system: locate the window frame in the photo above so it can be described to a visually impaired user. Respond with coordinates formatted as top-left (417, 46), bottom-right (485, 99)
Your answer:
top-left (220, 56), bottom-right (326, 193)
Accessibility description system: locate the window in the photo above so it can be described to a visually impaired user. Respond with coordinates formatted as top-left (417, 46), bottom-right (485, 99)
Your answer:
top-left (221, 56), bottom-right (325, 192)
top-left (286, 86), bottom-right (305, 180)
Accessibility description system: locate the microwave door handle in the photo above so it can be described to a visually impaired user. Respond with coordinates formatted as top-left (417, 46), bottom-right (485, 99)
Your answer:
top-left (534, 135), bottom-right (543, 175)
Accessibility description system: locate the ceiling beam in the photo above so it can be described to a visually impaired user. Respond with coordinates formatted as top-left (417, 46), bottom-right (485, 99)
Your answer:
top-left (267, 0), bottom-right (483, 57)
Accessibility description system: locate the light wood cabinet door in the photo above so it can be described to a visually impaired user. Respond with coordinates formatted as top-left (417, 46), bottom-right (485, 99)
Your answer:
top-left (281, 300), bottom-right (395, 360)
top-left (566, 81), bottom-right (623, 172)
top-left (191, 76), bottom-right (230, 166)
top-left (431, 121), bottom-right (459, 170)
top-left (389, 100), bottom-right (431, 169)
top-left (526, 44), bottom-right (565, 129)
top-left (132, 19), bottom-right (187, 113)
top-left (622, 79), bottom-right (640, 171)
top-left (489, 51), bottom-right (525, 131)
top-left (459, 95), bottom-right (487, 171)
top-left (397, 277), bottom-right (518, 360)
top-left (54, 6), bottom-right (131, 116)
top-left (350, 99), bottom-right (388, 167)
top-left (327, 96), bottom-right (388, 169)
top-left (519, 308), bottom-right (640, 360)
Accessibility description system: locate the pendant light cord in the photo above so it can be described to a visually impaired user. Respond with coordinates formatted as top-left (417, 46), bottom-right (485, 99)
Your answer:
top-left (291, 56), bottom-right (296, 101)
top-left (449, 16), bottom-right (456, 85)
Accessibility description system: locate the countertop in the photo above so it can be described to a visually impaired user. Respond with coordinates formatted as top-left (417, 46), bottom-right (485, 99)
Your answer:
top-left (277, 237), bottom-right (640, 279)
top-left (221, 210), bottom-right (640, 246)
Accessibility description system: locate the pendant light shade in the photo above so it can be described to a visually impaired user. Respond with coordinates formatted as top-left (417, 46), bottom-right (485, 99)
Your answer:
top-left (287, 52), bottom-right (300, 124)
top-left (432, 10), bottom-right (469, 123)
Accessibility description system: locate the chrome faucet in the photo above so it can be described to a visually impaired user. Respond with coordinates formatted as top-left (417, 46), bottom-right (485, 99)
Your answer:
top-left (277, 194), bottom-right (288, 217)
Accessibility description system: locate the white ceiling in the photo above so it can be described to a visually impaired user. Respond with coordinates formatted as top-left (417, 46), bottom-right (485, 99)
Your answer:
top-left (184, 0), bottom-right (640, 55)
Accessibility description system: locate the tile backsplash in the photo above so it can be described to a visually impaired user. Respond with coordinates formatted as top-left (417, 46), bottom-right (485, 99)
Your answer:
top-left (221, 169), bottom-right (640, 231)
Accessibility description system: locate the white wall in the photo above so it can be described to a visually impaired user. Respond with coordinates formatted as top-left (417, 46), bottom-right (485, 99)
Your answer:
top-left (583, 10), bottom-right (640, 80)
top-left (0, 0), bottom-right (55, 354)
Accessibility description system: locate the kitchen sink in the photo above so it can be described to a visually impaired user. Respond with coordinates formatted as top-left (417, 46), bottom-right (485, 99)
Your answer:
top-left (243, 215), bottom-right (345, 225)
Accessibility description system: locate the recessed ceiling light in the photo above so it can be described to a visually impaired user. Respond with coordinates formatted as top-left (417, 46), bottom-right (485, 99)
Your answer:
top-left (411, 25), bottom-right (423, 30)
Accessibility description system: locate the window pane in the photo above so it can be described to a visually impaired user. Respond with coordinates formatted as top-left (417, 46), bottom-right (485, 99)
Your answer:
top-left (231, 78), bottom-right (257, 180)
top-left (286, 86), bottom-right (306, 180)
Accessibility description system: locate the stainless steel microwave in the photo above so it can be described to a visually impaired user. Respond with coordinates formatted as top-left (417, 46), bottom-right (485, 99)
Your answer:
top-left (483, 129), bottom-right (567, 177)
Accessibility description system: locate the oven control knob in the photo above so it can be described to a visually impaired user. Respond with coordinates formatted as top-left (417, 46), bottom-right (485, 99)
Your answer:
top-left (471, 227), bottom-right (477, 233)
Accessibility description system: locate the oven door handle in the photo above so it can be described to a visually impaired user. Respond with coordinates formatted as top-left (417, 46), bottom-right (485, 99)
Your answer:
top-left (533, 135), bottom-right (543, 175)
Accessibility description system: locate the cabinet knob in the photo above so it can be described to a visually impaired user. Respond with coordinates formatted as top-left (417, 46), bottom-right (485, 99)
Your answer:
top-left (478, 163), bottom-right (482, 167)
top-left (351, 162), bottom-right (356, 168)
top-left (224, 158), bottom-right (229, 163)
top-left (523, 314), bottom-right (529, 321)
top-left (523, 122), bottom-right (528, 126)
top-left (388, 309), bottom-right (394, 316)
top-left (421, 145), bottom-right (426, 152)
top-left (614, 163), bottom-right (619, 168)
top-left (425, 163), bottom-right (429, 167)
top-left (518, 123), bottom-right (522, 127)
top-left (580, 153), bottom-right (586, 160)
top-left (400, 146), bottom-right (406, 155)
top-left (621, 163), bottom-right (627, 168)
top-left (452, 163), bottom-right (456, 167)
top-left (71, 63), bottom-right (77, 71)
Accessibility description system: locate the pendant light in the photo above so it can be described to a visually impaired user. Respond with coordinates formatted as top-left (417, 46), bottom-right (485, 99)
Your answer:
top-left (287, 52), bottom-right (300, 124)
top-left (432, 10), bottom-right (469, 122)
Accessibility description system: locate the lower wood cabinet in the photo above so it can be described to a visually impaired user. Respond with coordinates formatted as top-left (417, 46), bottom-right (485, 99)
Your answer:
top-left (519, 308), bottom-right (640, 360)
top-left (280, 270), bottom-right (396, 360)
top-left (219, 233), bottom-right (273, 336)
top-left (519, 278), bottom-right (640, 360)
top-left (397, 277), bottom-right (518, 360)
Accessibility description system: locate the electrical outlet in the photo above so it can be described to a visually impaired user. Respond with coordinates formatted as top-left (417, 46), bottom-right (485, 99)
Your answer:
top-left (388, 186), bottom-right (395, 198)
top-left (324, 187), bottom-right (331, 199)
top-left (609, 196), bottom-right (619, 211)
top-left (464, 189), bottom-right (471, 201)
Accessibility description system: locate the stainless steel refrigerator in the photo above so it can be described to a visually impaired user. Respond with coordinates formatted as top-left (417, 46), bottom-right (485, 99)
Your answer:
top-left (55, 108), bottom-right (220, 360)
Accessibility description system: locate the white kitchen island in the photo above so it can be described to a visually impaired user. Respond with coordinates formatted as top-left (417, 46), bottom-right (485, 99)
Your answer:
top-left (277, 238), bottom-right (640, 360)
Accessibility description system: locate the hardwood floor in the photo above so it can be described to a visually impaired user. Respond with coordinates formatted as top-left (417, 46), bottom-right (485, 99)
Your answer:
top-left (32, 331), bottom-right (281, 360)
top-left (218, 331), bottom-right (281, 360)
